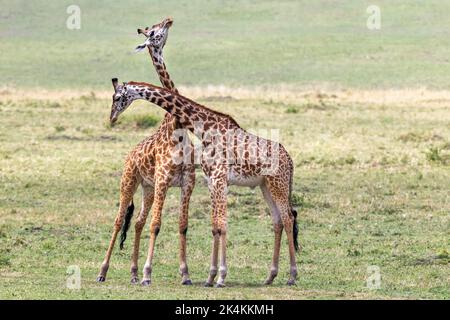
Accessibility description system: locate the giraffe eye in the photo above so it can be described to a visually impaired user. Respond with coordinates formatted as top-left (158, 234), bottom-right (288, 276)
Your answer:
top-left (149, 31), bottom-right (155, 37)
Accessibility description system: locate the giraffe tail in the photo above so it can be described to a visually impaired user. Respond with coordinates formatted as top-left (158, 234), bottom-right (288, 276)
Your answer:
top-left (288, 160), bottom-right (299, 252)
top-left (292, 208), bottom-right (299, 252)
top-left (119, 200), bottom-right (135, 250)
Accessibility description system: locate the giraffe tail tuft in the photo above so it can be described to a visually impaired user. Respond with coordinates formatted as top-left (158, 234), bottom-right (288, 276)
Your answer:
top-left (119, 200), bottom-right (135, 250)
top-left (292, 208), bottom-right (299, 252)
top-left (288, 159), bottom-right (299, 252)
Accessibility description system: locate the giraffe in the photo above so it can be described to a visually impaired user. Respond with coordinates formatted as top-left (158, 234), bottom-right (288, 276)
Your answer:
top-left (96, 18), bottom-right (195, 286)
top-left (109, 80), bottom-right (299, 287)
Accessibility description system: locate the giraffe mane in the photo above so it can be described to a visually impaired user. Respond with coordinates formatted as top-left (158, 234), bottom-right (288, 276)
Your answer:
top-left (127, 81), bottom-right (241, 128)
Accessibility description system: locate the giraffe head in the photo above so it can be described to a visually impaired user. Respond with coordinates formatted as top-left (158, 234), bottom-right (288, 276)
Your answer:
top-left (110, 78), bottom-right (134, 124)
top-left (135, 17), bottom-right (173, 53)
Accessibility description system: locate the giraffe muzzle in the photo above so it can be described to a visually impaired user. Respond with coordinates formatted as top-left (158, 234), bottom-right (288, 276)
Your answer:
top-left (110, 112), bottom-right (119, 125)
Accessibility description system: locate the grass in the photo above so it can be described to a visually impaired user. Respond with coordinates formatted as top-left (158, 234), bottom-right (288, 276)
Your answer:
top-left (0, 90), bottom-right (448, 299)
top-left (0, 0), bottom-right (449, 300)
top-left (113, 114), bottom-right (161, 129)
top-left (3, 1), bottom-right (450, 89)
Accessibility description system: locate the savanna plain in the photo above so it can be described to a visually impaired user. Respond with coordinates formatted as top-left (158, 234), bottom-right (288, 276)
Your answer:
top-left (0, 0), bottom-right (448, 299)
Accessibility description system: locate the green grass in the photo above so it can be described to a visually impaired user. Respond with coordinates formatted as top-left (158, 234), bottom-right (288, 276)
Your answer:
top-left (0, 0), bottom-right (449, 300)
top-left (0, 92), bottom-right (448, 299)
top-left (3, 0), bottom-right (450, 89)
top-left (113, 114), bottom-right (161, 129)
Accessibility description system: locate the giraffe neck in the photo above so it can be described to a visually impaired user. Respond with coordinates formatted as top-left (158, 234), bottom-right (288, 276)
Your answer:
top-left (147, 46), bottom-right (180, 135)
top-left (128, 83), bottom-right (240, 138)
top-left (148, 47), bottom-right (178, 94)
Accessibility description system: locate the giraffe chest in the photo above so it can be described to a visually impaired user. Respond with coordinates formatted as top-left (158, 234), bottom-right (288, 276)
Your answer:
top-left (135, 151), bottom-right (184, 187)
top-left (168, 169), bottom-right (185, 187)
top-left (139, 166), bottom-right (184, 187)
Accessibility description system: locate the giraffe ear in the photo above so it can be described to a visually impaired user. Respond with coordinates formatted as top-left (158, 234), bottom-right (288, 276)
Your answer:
top-left (134, 43), bottom-right (147, 53)
top-left (112, 78), bottom-right (119, 91)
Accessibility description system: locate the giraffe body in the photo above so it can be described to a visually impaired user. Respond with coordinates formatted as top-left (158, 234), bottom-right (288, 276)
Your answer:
top-left (97, 18), bottom-right (195, 286)
top-left (110, 82), bottom-right (299, 286)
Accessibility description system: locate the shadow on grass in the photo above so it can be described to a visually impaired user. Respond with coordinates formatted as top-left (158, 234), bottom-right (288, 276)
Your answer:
top-left (188, 280), bottom-right (289, 289)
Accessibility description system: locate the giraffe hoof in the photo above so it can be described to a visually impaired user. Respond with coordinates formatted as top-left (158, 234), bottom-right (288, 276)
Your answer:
top-left (263, 279), bottom-right (273, 285)
top-left (182, 279), bottom-right (193, 286)
top-left (215, 283), bottom-right (226, 288)
top-left (286, 279), bottom-right (296, 286)
top-left (141, 279), bottom-right (151, 286)
top-left (204, 282), bottom-right (213, 287)
top-left (96, 276), bottom-right (106, 282)
top-left (130, 277), bottom-right (139, 284)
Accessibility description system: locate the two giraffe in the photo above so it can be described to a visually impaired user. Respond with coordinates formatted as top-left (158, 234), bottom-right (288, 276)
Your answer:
top-left (99, 18), bottom-right (299, 287)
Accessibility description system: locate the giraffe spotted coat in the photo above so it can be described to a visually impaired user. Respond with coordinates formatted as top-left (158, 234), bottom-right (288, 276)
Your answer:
top-left (109, 81), bottom-right (299, 287)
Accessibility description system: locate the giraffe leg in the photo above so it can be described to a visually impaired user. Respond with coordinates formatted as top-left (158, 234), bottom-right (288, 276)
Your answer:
top-left (266, 177), bottom-right (298, 286)
top-left (179, 167), bottom-right (195, 285)
top-left (205, 230), bottom-right (220, 287)
top-left (282, 211), bottom-right (298, 286)
top-left (260, 181), bottom-right (283, 285)
top-left (130, 185), bottom-right (154, 284)
top-left (205, 177), bottom-right (228, 288)
top-left (97, 167), bottom-right (138, 282)
top-left (141, 175), bottom-right (171, 286)
top-left (215, 229), bottom-right (228, 288)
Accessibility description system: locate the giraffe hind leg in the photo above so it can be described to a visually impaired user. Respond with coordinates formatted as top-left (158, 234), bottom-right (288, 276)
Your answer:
top-left (96, 165), bottom-right (139, 282)
top-left (265, 176), bottom-right (298, 286)
top-left (260, 180), bottom-right (283, 285)
top-left (205, 177), bottom-right (228, 288)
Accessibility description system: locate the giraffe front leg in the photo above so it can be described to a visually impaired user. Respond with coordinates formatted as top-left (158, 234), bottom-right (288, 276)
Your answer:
top-left (215, 196), bottom-right (228, 288)
top-left (205, 231), bottom-right (220, 287)
top-left (179, 169), bottom-right (194, 285)
top-left (215, 229), bottom-right (228, 288)
top-left (130, 186), bottom-right (154, 284)
top-left (141, 178), bottom-right (170, 286)
top-left (178, 225), bottom-right (191, 285)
